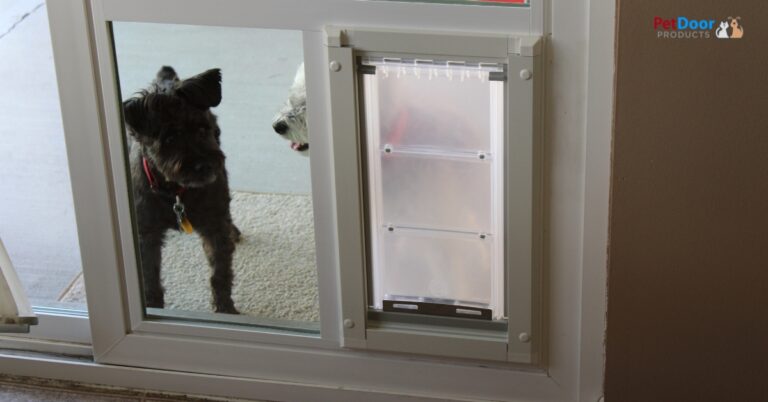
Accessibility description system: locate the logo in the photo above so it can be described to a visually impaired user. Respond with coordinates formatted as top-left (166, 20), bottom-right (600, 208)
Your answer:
top-left (716, 17), bottom-right (744, 39)
top-left (654, 16), bottom-right (744, 39)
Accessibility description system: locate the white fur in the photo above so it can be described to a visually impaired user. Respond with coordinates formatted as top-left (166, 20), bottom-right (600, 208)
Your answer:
top-left (716, 21), bottom-right (729, 39)
top-left (272, 63), bottom-right (308, 154)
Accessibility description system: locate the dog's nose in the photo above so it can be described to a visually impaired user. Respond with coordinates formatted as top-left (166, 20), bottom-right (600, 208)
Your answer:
top-left (273, 121), bottom-right (288, 135)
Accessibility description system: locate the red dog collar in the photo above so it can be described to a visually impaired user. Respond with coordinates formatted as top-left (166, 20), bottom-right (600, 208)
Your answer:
top-left (142, 157), bottom-right (185, 196)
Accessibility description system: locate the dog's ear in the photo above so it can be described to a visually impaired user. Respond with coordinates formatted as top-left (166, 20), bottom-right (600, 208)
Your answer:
top-left (154, 66), bottom-right (180, 92)
top-left (123, 97), bottom-right (147, 135)
top-left (156, 66), bottom-right (178, 82)
top-left (178, 68), bottom-right (222, 109)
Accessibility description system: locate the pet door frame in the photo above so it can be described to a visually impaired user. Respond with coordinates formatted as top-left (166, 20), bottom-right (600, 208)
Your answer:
top-left (327, 27), bottom-right (544, 363)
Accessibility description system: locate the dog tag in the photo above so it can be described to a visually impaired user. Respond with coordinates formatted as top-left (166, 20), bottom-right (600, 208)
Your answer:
top-left (173, 196), bottom-right (194, 234)
top-left (178, 215), bottom-right (194, 234)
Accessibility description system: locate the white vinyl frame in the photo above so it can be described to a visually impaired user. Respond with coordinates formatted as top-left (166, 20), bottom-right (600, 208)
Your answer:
top-left (0, 310), bottom-right (91, 356)
top-left (0, 0), bottom-right (617, 401)
top-left (325, 27), bottom-right (543, 364)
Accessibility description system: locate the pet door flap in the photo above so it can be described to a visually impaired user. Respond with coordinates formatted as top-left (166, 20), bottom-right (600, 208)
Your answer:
top-left (362, 58), bottom-right (505, 320)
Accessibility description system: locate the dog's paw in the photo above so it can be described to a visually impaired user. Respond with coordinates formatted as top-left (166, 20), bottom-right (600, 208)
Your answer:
top-left (145, 295), bottom-right (165, 309)
top-left (147, 299), bottom-right (165, 308)
top-left (215, 301), bottom-right (240, 315)
top-left (231, 225), bottom-right (242, 243)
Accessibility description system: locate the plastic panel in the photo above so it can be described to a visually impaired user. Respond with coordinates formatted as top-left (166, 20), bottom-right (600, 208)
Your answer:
top-left (372, 61), bottom-right (499, 153)
top-left (379, 229), bottom-right (493, 307)
top-left (380, 153), bottom-right (492, 232)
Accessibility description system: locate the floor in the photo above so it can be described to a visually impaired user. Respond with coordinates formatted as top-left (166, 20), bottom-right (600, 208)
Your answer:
top-left (0, 0), bottom-right (309, 311)
top-left (0, 375), bottom-right (265, 401)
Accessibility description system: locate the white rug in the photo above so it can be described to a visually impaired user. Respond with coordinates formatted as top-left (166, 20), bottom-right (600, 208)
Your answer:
top-left (61, 191), bottom-right (320, 323)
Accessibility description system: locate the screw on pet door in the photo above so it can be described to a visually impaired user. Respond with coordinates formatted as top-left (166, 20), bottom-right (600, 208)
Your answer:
top-left (362, 58), bottom-right (506, 320)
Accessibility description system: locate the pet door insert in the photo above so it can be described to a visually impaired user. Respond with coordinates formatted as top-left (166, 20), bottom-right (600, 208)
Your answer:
top-left (362, 58), bottom-right (505, 320)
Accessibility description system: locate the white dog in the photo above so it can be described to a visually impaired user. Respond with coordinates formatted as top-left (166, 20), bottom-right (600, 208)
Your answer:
top-left (272, 63), bottom-right (308, 154)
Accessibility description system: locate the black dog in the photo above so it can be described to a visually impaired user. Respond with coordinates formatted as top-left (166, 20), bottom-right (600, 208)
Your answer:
top-left (123, 66), bottom-right (240, 314)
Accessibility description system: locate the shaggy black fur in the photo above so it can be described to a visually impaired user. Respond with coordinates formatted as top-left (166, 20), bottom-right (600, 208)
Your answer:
top-left (123, 66), bottom-right (240, 314)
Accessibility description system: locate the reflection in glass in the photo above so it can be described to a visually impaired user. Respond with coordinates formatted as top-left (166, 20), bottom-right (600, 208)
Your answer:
top-left (112, 22), bottom-right (318, 326)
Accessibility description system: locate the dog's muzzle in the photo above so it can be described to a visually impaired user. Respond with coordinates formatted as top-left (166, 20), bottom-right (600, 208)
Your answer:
top-left (273, 120), bottom-right (308, 152)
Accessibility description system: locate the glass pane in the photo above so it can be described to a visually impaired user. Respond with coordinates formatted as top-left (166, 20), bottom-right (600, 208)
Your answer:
top-left (111, 22), bottom-right (319, 328)
top-left (0, 1), bottom-right (86, 312)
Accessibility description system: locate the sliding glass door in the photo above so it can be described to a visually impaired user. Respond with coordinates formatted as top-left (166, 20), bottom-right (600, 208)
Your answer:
top-left (36, 1), bottom-right (574, 400)
top-left (0, 1), bottom-right (90, 350)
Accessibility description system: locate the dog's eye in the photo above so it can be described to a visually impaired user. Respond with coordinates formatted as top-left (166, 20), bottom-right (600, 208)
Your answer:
top-left (164, 135), bottom-right (176, 145)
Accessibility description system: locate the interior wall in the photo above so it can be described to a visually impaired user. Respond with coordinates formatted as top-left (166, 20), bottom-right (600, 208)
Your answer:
top-left (606, 1), bottom-right (768, 401)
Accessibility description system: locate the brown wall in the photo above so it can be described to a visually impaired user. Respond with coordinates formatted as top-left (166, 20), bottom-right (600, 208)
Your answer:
top-left (606, 1), bottom-right (768, 401)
